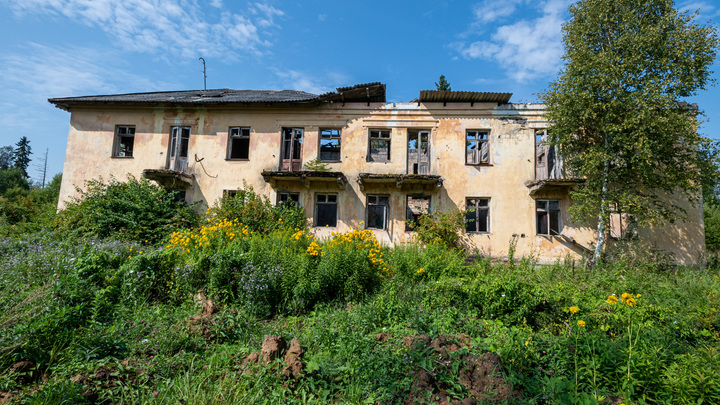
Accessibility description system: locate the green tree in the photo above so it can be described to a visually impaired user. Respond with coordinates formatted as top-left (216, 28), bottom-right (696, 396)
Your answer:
top-left (12, 137), bottom-right (32, 178)
top-left (0, 146), bottom-right (13, 169)
top-left (541, 0), bottom-right (718, 263)
top-left (435, 75), bottom-right (451, 91)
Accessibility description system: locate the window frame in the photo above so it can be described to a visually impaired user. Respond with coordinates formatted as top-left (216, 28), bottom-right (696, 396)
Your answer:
top-left (466, 130), bottom-right (490, 165)
top-left (465, 198), bottom-right (490, 233)
top-left (112, 125), bottom-right (135, 158)
top-left (227, 127), bottom-right (251, 160)
top-left (314, 193), bottom-right (338, 227)
top-left (536, 199), bottom-right (561, 236)
top-left (223, 189), bottom-right (238, 198)
top-left (367, 129), bottom-right (391, 162)
top-left (405, 194), bottom-right (431, 232)
top-left (277, 192), bottom-right (301, 207)
top-left (366, 194), bottom-right (390, 230)
top-left (319, 128), bottom-right (342, 162)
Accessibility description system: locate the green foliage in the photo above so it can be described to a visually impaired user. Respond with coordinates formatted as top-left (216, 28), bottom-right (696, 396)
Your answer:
top-left (0, 146), bottom-right (13, 170)
top-left (0, 167), bottom-right (30, 195)
top-left (542, 0), bottom-right (718, 260)
top-left (0, 172), bottom-right (61, 235)
top-left (705, 203), bottom-right (720, 251)
top-left (303, 158), bottom-right (330, 172)
top-left (12, 137), bottom-right (32, 179)
top-left (408, 208), bottom-right (467, 251)
top-left (56, 175), bottom-right (198, 244)
top-left (209, 183), bottom-right (306, 234)
top-left (435, 74), bottom-right (451, 91)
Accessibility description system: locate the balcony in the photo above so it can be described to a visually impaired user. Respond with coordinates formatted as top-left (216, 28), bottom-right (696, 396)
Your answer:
top-left (142, 168), bottom-right (194, 189)
top-left (357, 173), bottom-right (443, 191)
top-left (526, 130), bottom-right (582, 196)
top-left (262, 170), bottom-right (349, 190)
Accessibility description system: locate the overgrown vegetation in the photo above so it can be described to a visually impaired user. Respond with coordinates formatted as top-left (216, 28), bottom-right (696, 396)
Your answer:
top-left (0, 180), bottom-right (718, 404)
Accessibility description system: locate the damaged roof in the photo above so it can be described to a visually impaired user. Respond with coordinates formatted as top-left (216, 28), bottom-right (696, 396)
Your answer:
top-left (48, 83), bottom-right (388, 110)
top-left (418, 90), bottom-right (512, 104)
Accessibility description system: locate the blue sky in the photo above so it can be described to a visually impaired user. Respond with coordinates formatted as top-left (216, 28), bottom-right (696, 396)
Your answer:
top-left (1, 0), bottom-right (719, 183)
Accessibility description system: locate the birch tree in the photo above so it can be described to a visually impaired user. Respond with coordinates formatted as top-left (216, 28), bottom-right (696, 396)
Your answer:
top-left (541, 0), bottom-right (718, 263)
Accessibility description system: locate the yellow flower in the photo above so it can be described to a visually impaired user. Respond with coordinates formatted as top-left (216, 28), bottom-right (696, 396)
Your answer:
top-left (636, 294), bottom-right (642, 298)
top-left (606, 295), bottom-right (619, 305)
top-left (626, 298), bottom-right (636, 306)
top-left (621, 293), bottom-right (632, 304)
top-left (569, 306), bottom-right (579, 314)
top-left (417, 268), bottom-right (424, 274)
top-left (577, 320), bottom-right (586, 327)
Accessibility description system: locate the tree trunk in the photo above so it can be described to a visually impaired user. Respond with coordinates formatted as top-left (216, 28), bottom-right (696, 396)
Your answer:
top-left (593, 157), bottom-right (610, 264)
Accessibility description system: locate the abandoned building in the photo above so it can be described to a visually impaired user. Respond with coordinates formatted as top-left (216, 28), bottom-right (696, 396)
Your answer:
top-left (49, 83), bottom-right (705, 264)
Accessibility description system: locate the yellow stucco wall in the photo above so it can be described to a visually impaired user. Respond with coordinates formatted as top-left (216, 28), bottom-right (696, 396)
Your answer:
top-left (57, 101), bottom-right (705, 265)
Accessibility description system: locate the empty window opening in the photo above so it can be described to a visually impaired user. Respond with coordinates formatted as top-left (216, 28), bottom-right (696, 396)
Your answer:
top-left (315, 194), bottom-right (337, 227)
top-left (368, 129), bottom-right (391, 162)
top-left (408, 130), bottom-right (430, 174)
top-left (536, 200), bottom-right (561, 235)
top-left (319, 129), bottom-right (342, 161)
top-left (278, 192), bottom-right (300, 207)
top-left (466, 130), bottom-right (490, 165)
top-left (113, 126), bottom-right (135, 157)
top-left (367, 195), bottom-right (390, 230)
top-left (223, 189), bottom-right (238, 198)
top-left (406, 195), bottom-right (430, 231)
top-left (466, 198), bottom-right (490, 233)
top-left (228, 127), bottom-right (250, 159)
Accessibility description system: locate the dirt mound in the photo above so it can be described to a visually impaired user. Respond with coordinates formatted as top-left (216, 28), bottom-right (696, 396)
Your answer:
top-left (188, 294), bottom-right (221, 338)
top-left (380, 333), bottom-right (514, 404)
top-left (70, 364), bottom-right (137, 403)
top-left (12, 361), bottom-right (40, 384)
top-left (242, 335), bottom-right (305, 379)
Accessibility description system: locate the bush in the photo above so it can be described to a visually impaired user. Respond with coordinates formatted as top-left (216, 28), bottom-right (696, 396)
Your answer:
top-left (208, 183), bottom-right (306, 234)
top-left (55, 175), bottom-right (198, 244)
top-left (408, 208), bottom-right (468, 251)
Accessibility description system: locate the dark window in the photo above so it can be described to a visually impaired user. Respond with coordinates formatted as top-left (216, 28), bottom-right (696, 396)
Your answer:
top-left (368, 129), bottom-right (391, 162)
top-left (315, 194), bottom-right (337, 227)
top-left (366, 195), bottom-right (389, 230)
top-left (228, 127), bottom-right (250, 159)
top-left (536, 200), bottom-right (561, 235)
top-left (170, 126), bottom-right (190, 158)
top-left (278, 192), bottom-right (300, 207)
top-left (466, 130), bottom-right (489, 165)
top-left (466, 198), bottom-right (490, 233)
top-left (223, 189), bottom-right (238, 198)
top-left (408, 130), bottom-right (430, 174)
top-left (319, 129), bottom-right (341, 161)
top-left (172, 190), bottom-right (187, 204)
top-left (113, 126), bottom-right (135, 157)
top-left (406, 195), bottom-right (430, 231)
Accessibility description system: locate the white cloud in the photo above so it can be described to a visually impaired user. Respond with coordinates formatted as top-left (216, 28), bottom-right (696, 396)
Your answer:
top-left (678, 1), bottom-right (720, 20)
top-left (274, 70), bottom-right (349, 95)
top-left (3, 0), bottom-right (282, 59)
top-left (473, 0), bottom-right (526, 23)
top-left (456, 0), bottom-right (571, 82)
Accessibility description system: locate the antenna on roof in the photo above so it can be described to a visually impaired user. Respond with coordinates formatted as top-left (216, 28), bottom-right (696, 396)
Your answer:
top-left (198, 57), bottom-right (207, 90)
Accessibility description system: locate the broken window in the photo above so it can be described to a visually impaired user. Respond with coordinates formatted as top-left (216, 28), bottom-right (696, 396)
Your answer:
top-left (368, 129), bottom-right (391, 162)
top-left (407, 130), bottom-right (430, 174)
top-left (535, 129), bottom-right (559, 180)
top-left (466, 130), bottom-right (490, 165)
top-left (610, 210), bottom-right (638, 240)
top-left (227, 127), bottom-right (250, 160)
top-left (367, 195), bottom-right (389, 230)
top-left (281, 128), bottom-right (303, 171)
top-left (223, 189), bottom-right (238, 198)
top-left (315, 194), bottom-right (337, 227)
top-left (113, 125), bottom-right (135, 157)
top-left (536, 200), bottom-right (561, 236)
top-left (319, 129), bottom-right (341, 161)
top-left (278, 192), bottom-right (300, 207)
top-left (466, 198), bottom-right (490, 233)
top-left (170, 127), bottom-right (190, 158)
top-left (405, 195), bottom-right (430, 231)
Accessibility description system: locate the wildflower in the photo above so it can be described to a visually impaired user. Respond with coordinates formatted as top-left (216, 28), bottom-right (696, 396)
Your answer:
top-left (621, 292), bottom-right (632, 303)
top-left (626, 297), bottom-right (636, 306)
top-left (569, 306), bottom-right (579, 314)
top-left (606, 295), bottom-right (619, 305)
top-left (152, 391), bottom-right (159, 397)
top-left (417, 268), bottom-right (424, 274)
top-left (636, 294), bottom-right (642, 298)
top-left (577, 320), bottom-right (586, 327)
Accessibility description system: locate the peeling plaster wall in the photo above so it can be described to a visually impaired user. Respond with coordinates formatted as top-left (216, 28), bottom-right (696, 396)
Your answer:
top-left (57, 102), bottom-right (705, 265)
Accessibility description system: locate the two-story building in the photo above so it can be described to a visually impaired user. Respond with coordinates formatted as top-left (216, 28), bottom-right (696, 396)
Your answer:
top-left (49, 82), bottom-right (706, 264)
